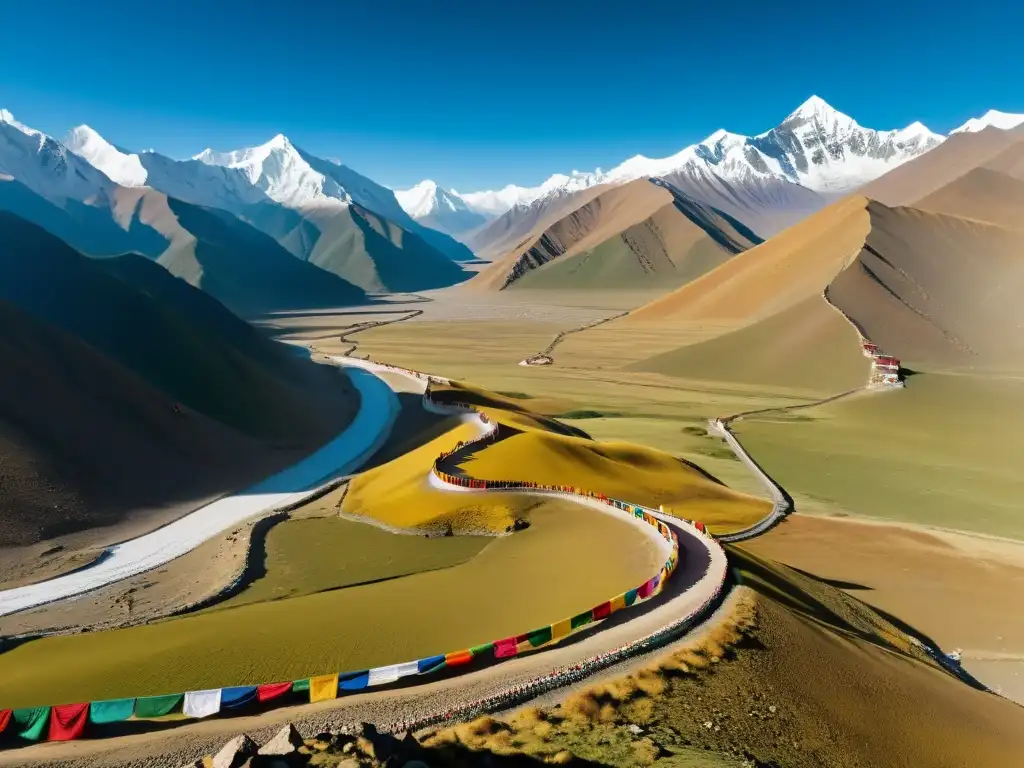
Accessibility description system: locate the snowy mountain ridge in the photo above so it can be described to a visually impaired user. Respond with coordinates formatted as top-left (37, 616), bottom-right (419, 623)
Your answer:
top-left (950, 109), bottom-right (1024, 134)
top-left (447, 96), bottom-right (955, 219)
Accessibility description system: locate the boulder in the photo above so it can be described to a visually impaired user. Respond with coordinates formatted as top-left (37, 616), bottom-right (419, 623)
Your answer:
top-left (213, 734), bottom-right (258, 768)
top-left (258, 724), bottom-right (304, 756)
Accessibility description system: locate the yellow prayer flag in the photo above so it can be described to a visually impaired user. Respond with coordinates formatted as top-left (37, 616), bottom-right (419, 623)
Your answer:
top-left (309, 673), bottom-right (339, 702)
top-left (609, 593), bottom-right (628, 614)
top-left (550, 617), bottom-right (573, 642)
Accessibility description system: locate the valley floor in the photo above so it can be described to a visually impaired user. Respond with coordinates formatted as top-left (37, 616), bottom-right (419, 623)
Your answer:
top-left (277, 289), bottom-right (1024, 703)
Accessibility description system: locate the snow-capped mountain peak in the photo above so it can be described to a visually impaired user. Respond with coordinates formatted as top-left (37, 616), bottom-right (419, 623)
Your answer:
top-left (192, 134), bottom-right (423, 229)
top-left (0, 108), bottom-right (33, 134)
top-left (396, 179), bottom-right (450, 218)
top-left (950, 109), bottom-right (1024, 134)
top-left (66, 124), bottom-right (149, 187)
top-left (395, 179), bottom-right (486, 235)
top-left (0, 109), bottom-right (113, 202)
top-left (782, 94), bottom-right (852, 125)
top-left (194, 133), bottom-right (347, 208)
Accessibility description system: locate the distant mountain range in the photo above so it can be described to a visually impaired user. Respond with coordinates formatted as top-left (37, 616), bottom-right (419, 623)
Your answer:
top-left (397, 97), bottom-right (1024, 258)
top-left (0, 109), bottom-right (474, 309)
top-left (2, 97), bottom-right (1021, 308)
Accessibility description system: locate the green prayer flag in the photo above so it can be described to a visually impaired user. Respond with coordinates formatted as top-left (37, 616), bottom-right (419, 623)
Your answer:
top-left (570, 610), bottom-right (593, 630)
top-left (470, 643), bottom-right (494, 657)
top-left (527, 626), bottom-right (554, 647)
top-left (89, 698), bottom-right (135, 724)
top-left (292, 678), bottom-right (310, 693)
top-left (13, 707), bottom-right (49, 741)
top-left (134, 694), bottom-right (182, 719)
top-left (624, 588), bottom-right (639, 606)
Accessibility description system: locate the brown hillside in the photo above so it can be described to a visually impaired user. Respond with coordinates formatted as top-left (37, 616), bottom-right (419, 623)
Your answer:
top-left (464, 185), bottom-right (611, 262)
top-left (626, 194), bottom-right (870, 324)
top-left (631, 295), bottom-right (869, 395)
top-left (915, 166), bottom-right (1024, 229)
top-left (110, 187), bottom-right (365, 315)
top-left (469, 180), bottom-right (676, 291)
top-left (983, 139), bottom-right (1024, 179)
top-left (0, 300), bottom-right (300, 548)
top-left (861, 127), bottom-right (1024, 206)
top-left (469, 180), bottom-right (757, 292)
top-left (828, 201), bottom-right (1024, 372)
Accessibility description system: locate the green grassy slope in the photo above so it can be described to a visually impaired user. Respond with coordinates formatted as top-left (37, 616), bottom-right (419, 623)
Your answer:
top-left (161, 200), bottom-right (365, 315)
top-left (308, 204), bottom-right (468, 292)
top-left (0, 502), bottom-right (657, 707)
top-left (509, 205), bottom-right (736, 291)
top-left (735, 373), bottom-right (1024, 538)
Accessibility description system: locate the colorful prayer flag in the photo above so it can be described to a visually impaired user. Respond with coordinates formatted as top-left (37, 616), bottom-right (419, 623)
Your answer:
top-left (49, 703), bottom-right (88, 741)
top-left (309, 674), bottom-right (339, 702)
top-left (89, 699), bottom-right (134, 725)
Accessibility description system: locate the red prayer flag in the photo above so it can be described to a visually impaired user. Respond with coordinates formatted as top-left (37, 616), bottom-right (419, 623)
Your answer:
top-left (0, 709), bottom-right (10, 734)
top-left (49, 703), bottom-right (89, 741)
top-left (494, 637), bottom-right (519, 658)
top-left (592, 601), bottom-right (612, 620)
top-left (257, 682), bottom-right (293, 703)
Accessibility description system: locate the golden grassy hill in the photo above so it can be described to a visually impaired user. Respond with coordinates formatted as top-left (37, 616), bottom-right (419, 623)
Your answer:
top-left (344, 381), bottom-right (770, 536)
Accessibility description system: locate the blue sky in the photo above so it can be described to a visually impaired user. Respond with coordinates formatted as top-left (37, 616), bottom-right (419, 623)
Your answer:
top-left (2, 0), bottom-right (1022, 191)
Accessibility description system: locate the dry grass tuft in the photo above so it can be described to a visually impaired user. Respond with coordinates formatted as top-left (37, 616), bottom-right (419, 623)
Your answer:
top-left (559, 588), bottom-right (758, 727)
top-left (630, 738), bottom-right (661, 765)
top-left (420, 587), bottom-right (759, 765)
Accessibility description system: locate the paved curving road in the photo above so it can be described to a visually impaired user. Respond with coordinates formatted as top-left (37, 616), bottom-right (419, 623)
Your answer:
top-left (0, 365), bottom-right (399, 618)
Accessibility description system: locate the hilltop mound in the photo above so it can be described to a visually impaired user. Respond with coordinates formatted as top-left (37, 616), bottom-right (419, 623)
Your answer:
top-left (469, 180), bottom-right (758, 293)
top-left (828, 201), bottom-right (1024, 372)
top-left (345, 380), bottom-right (770, 535)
